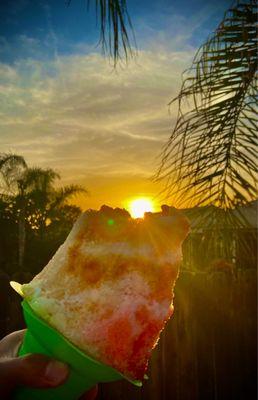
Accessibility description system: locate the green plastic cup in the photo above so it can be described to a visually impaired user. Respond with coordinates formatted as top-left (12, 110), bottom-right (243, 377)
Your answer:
top-left (14, 300), bottom-right (142, 400)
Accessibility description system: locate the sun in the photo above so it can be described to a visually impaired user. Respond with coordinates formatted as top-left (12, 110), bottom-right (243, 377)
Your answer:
top-left (128, 198), bottom-right (154, 218)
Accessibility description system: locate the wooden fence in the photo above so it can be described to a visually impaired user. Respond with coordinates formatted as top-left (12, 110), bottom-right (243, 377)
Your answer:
top-left (98, 270), bottom-right (257, 400)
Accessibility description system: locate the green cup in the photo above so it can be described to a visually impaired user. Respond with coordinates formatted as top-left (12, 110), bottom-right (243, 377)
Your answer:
top-left (14, 301), bottom-right (142, 400)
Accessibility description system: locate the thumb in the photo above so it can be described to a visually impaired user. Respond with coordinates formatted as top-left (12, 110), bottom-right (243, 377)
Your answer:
top-left (0, 353), bottom-right (69, 397)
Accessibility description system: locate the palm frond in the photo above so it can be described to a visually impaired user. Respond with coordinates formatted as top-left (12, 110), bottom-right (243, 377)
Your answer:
top-left (50, 184), bottom-right (88, 209)
top-left (155, 0), bottom-right (257, 210)
top-left (67, 0), bottom-right (135, 64)
top-left (22, 168), bottom-right (60, 193)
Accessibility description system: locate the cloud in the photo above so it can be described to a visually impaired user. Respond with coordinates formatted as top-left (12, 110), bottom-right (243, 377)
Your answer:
top-left (133, 1), bottom-right (228, 51)
top-left (0, 10), bottom-right (201, 208)
top-left (0, 50), bottom-right (194, 192)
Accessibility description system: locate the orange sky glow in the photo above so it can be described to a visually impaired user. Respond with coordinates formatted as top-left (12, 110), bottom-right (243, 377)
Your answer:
top-left (1, 3), bottom-right (225, 212)
top-left (70, 174), bottom-right (165, 213)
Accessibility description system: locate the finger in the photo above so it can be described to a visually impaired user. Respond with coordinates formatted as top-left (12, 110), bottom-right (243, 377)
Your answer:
top-left (0, 330), bottom-right (26, 358)
top-left (0, 353), bottom-right (69, 397)
top-left (79, 385), bottom-right (98, 400)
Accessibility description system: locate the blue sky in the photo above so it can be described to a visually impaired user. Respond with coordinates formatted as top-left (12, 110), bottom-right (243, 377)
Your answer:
top-left (1, 0), bottom-right (230, 62)
top-left (0, 0), bottom-right (231, 209)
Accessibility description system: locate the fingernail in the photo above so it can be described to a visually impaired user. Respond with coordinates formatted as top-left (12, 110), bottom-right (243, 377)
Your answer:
top-left (44, 360), bottom-right (69, 384)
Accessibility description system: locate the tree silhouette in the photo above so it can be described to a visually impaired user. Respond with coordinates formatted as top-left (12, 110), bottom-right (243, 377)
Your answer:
top-left (0, 154), bottom-right (87, 270)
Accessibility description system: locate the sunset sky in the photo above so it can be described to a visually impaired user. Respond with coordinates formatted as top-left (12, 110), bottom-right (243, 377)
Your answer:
top-left (0, 0), bottom-right (230, 211)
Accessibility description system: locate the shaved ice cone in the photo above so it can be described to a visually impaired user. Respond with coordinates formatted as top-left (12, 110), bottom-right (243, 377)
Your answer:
top-left (13, 205), bottom-right (189, 399)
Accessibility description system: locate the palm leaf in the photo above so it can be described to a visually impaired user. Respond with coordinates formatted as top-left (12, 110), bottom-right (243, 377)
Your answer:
top-left (67, 0), bottom-right (135, 64)
top-left (155, 0), bottom-right (257, 211)
top-left (50, 184), bottom-right (88, 210)
top-left (21, 167), bottom-right (60, 195)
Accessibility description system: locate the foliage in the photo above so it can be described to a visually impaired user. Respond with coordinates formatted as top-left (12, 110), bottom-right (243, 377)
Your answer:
top-left (155, 0), bottom-right (257, 211)
top-left (0, 153), bottom-right (87, 274)
top-left (0, 154), bottom-right (27, 194)
top-left (67, 0), bottom-right (135, 64)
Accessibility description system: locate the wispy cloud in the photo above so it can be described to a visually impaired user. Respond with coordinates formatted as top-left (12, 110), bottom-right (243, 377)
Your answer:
top-left (0, 4), bottom-right (215, 207)
top-left (0, 48), bottom-right (193, 162)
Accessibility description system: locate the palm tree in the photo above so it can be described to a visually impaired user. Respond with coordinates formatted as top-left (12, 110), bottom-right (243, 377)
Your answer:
top-left (0, 154), bottom-right (87, 270)
top-left (155, 0), bottom-right (257, 214)
top-left (0, 154), bottom-right (28, 269)
top-left (0, 154), bottom-right (27, 195)
top-left (24, 168), bottom-right (87, 234)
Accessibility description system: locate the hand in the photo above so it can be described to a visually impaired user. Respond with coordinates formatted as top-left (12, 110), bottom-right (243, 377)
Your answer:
top-left (0, 330), bottom-right (98, 400)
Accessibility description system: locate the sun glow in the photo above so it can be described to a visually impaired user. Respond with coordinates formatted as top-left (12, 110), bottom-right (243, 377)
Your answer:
top-left (128, 198), bottom-right (154, 218)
